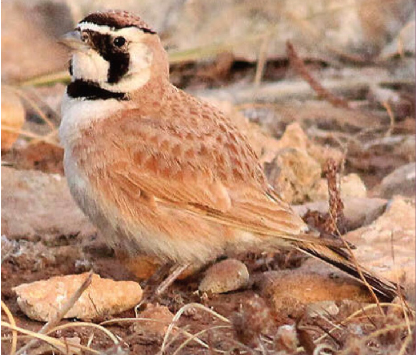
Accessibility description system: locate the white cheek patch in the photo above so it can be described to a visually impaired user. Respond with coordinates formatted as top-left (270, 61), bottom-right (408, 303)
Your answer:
top-left (129, 42), bottom-right (153, 73)
top-left (72, 51), bottom-right (109, 83)
top-left (71, 23), bottom-right (154, 93)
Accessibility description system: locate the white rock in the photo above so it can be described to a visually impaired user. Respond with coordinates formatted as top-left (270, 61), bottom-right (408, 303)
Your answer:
top-left (376, 163), bottom-right (416, 199)
top-left (199, 259), bottom-right (249, 294)
top-left (14, 273), bottom-right (142, 322)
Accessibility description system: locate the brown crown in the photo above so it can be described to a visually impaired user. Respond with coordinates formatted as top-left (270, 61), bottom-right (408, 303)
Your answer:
top-left (79, 10), bottom-right (156, 34)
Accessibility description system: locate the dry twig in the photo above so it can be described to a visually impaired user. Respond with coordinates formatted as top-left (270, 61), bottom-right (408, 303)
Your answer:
top-left (286, 41), bottom-right (350, 108)
top-left (15, 271), bottom-right (94, 355)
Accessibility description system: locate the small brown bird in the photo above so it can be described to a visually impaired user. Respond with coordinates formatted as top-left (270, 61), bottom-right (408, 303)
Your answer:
top-left (59, 10), bottom-right (398, 300)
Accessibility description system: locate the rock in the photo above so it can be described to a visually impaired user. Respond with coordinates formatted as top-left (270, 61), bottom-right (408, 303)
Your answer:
top-left (13, 273), bottom-right (142, 322)
top-left (199, 259), bottom-right (249, 293)
top-left (1, 87), bottom-right (25, 151)
top-left (382, 13), bottom-right (415, 57)
top-left (10, 142), bottom-right (64, 175)
top-left (309, 173), bottom-right (367, 202)
top-left (265, 148), bottom-right (322, 204)
top-left (294, 197), bottom-right (388, 230)
top-left (1, 167), bottom-right (96, 242)
top-left (343, 197), bottom-right (415, 302)
top-left (133, 305), bottom-right (174, 344)
top-left (295, 196), bottom-right (415, 304)
top-left (170, 0), bottom-right (414, 62)
top-left (275, 123), bottom-right (343, 169)
top-left (2, 1), bottom-right (72, 82)
top-left (375, 163), bottom-right (415, 199)
top-left (256, 270), bottom-right (372, 318)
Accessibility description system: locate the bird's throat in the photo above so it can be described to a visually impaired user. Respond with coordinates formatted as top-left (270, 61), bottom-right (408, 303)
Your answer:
top-left (67, 80), bottom-right (128, 101)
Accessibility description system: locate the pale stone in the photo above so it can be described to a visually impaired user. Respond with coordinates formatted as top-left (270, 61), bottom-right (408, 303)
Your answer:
top-left (309, 173), bottom-right (367, 201)
top-left (294, 197), bottom-right (388, 230)
top-left (1, 167), bottom-right (96, 241)
top-left (344, 197), bottom-right (416, 302)
top-left (375, 163), bottom-right (416, 199)
top-left (265, 148), bottom-right (322, 204)
top-left (13, 273), bottom-right (142, 322)
top-left (256, 270), bottom-right (371, 318)
top-left (199, 259), bottom-right (249, 293)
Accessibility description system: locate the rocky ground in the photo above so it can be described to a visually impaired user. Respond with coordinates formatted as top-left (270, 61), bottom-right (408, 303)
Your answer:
top-left (1, 1), bottom-right (415, 354)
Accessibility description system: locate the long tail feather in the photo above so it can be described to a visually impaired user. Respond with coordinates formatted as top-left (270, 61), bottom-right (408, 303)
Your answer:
top-left (296, 242), bottom-right (400, 301)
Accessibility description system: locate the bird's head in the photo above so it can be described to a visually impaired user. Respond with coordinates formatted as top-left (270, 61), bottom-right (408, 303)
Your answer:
top-left (60, 10), bottom-right (169, 99)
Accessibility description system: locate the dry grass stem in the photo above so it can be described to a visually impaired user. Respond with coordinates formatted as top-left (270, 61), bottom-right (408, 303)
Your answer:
top-left (172, 325), bottom-right (232, 355)
top-left (13, 87), bottom-right (56, 130)
top-left (382, 101), bottom-right (396, 137)
top-left (254, 32), bottom-right (272, 88)
top-left (1, 301), bottom-right (18, 355)
top-left (161, 303), bottom-right (230, 353)
top-left (15, 271), bottom-right (93, 355)
top-left (1, 125), bottom-right (61, 147)
top-left (47, 322), bottom-right (119, 345)
top-left (101, 317), bottom-right (209, 349)
top-left (1, 321), bottom-right (100, 354)
top-left (338, 321), bottom-right (415, 355)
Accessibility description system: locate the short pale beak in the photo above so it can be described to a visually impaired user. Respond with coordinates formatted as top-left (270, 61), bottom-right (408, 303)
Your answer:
top-left (58, 31), bottom-right (89, 51)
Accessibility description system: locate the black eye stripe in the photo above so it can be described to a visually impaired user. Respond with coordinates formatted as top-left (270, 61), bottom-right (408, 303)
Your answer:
top-left (84, 30), bottom-right (130, 84)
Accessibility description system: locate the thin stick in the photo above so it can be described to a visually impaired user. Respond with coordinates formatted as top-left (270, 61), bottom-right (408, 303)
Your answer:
top-left (314, 303), bottom-right (415, 344)
top-left (172, 325), bottom-right (232, 355)
top-left (155, 264), bottom-right (189, 296)
top-left (46, 321), bottom-right (119, 345)
top-left (100, 318), bottom-right (209, 349)
top-left (286, 41), bottom-right (350, 108)
top-left (1, 301), bottom-right (18, 355)
top-left (1, 125), bottom-right (61, 147)
top-left (390, 232), bottom-right (412, 335)
top-left (161, 303), bottom-right (230, 353)
top-left (338, 322), bottom-right (415, 355)
top-left (382, 101), bottom-right (396, 137)
top-left (2, 321), bottom-right (100, 354)
top-left (13, 88), bottom-right (56, 130)
top-left (254, 32), bottom-right (272, 88)
top-left (397, 330), bottom-right (414, 355)
top-left (15, 271), bottom-right (93, 355)
top-left (324, 159), bottom-right (386, 314)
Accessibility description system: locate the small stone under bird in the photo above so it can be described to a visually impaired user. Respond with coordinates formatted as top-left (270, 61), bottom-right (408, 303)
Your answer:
top-left (59, 10), bottom-right (398, 300)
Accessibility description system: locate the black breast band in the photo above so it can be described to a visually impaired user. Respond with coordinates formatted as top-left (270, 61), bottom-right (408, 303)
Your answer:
top-left (67, 80), bottom-right (128, 101)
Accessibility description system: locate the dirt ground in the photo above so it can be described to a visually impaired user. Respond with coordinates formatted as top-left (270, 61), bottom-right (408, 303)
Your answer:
top-left (2, 47), bottom-right (415, 354)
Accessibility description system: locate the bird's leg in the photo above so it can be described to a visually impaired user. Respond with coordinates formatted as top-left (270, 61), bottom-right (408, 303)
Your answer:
top-left (136, 263), bottom-right (189, 314)
top-left (141, 262), bottom-right (173, 289)
top-left (154, 263), bottom-right (190, 296)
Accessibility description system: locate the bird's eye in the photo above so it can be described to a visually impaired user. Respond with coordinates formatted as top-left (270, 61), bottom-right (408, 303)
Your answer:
top-left (114, 36), bottom-right (126, 47)
top-left (81, 32), bottom-right (89, 42)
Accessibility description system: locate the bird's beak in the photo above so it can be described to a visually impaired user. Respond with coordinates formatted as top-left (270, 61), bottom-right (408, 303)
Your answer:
top-left (59, 31), bottom-right (89, 51)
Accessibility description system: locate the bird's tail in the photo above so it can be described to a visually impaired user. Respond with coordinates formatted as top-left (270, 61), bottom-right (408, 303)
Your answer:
top-left (296, 242), bottom-right (400, 302)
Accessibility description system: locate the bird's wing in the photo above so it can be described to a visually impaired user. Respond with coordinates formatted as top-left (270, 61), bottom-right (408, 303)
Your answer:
top-left (97, 106), bottom-right (329, 245)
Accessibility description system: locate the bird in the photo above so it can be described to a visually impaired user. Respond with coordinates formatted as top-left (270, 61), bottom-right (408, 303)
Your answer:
top-left (59, 10), bottom-right (398, 301)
